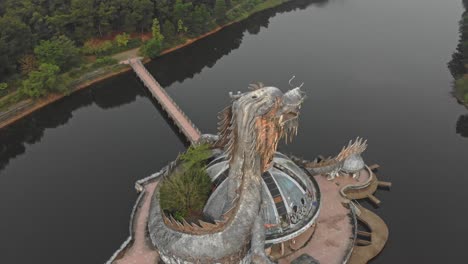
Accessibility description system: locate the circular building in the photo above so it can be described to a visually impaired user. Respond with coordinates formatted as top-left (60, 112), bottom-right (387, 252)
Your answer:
top-left (204, 151), bottom-right (321, 244)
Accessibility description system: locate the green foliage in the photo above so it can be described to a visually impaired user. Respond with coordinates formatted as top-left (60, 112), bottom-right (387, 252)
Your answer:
top-left (34, 36), bottom-right (80, 71)
top-left (152, 18), bottom-right (165, 43)
top-left (177, 19), bottom-right (188, 34)
top-left (129, 0), bottom-right (154, 32)
top-left (115, 33), bottom-right (130, 47)
top-left (141, 38), bottom-right (163, 58)
top-left (0, 0), bottom-right (286, 81)
top-left (456, 76), bottom-right (468, 102)
top-left (82, 40), bottom-right (113, 56)
top-left (159, 144), bottom-right (213, 219)
top-left (159, 165), bottom-right (212, 218)
top-left (180, 143), bottom-right (213, 170)
top-left (191, 4), bottom-right (214, 35)
top-left (162, 20), bottom-right (176, 42)
top-left (174, 0), bottom-right (193, 23)
top-left (214, 0), bottom-right (228, 24)
top-left (21, 63), bottom-right (67, 98)
top-left (19, 54), bottom-right (38, 75)
top-left (0, 83), bottom-right (8, 90)
top-left (93, 57), bottom-right (118, 68)
top-left (0, 15), bottom-right (33, 79)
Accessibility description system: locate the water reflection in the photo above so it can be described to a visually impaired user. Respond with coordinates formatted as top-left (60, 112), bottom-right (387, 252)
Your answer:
top-left (0, 75), bottom-right (144, 171)
top-left (147, 0), bottom-right (329, 88)
top-left (0, 0), bottom-right (329, 174)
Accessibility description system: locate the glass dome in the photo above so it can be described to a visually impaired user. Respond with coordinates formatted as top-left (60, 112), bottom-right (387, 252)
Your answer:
top-left (204, 152), bottom-right (321, 244)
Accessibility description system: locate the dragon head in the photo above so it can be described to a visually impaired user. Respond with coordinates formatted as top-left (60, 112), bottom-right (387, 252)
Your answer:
top-left (217, 82), bottom-right (306, 172)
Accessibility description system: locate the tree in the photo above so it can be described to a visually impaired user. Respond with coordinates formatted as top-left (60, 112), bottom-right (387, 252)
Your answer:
top-left (21, 63), bottom-right (67, 98)
top-left (141, 38), bottom-right (163, 58)
top-left (214, 0), bottom-right (227, 24)
top-left (159, 144), bottom-right (212, 219)
top-left (177, 19), bottom-right (188, 34)
top-left (129, 0), bottom-right (154, 32)
top-left (96, 2), bottom-right (117, 37)
top-left (180, 144), bottom-right (212, 169)
top-left (82, 39), bottom-right (113, 55)
top-left (70, 0), bottom-right (96, 41)
top-left (152, 18), bottom-right (164, 43)
top-left (115, 33), bottom-right (130, 47)
top-left (162, 20), bottom-right (176, 41)
top-left (0, 83), bottom-right (8, 90)
top-left (0, 15), bottom-right (33, 79)
top-left (173, 0), bottom-right (193, 23)
top-left (34, 36), bottom-right (80, 71)
top-left (191, 4), bottom-right (213, 35)
top-left (19, 54), bottom-right (38, 75)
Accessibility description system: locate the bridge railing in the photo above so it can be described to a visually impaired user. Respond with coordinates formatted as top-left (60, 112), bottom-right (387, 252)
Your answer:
top-left (129, 59), bottom-right (201, 143)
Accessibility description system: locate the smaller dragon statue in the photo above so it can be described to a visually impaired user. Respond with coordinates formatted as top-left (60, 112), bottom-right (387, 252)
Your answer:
top-left (301, 137), bottom-right (368, 180)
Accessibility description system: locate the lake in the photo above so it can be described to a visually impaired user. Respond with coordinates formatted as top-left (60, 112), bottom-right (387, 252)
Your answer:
top-left (0, 0), bottom-right (465, 263)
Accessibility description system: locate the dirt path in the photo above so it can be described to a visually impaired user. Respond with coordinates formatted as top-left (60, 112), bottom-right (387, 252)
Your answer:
top-left (112, 48), bottom-right (140, 62)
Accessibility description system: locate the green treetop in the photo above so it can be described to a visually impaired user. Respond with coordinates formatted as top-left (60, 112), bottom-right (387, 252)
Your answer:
top-left (177, 19), bottom-right (188, 34)
top-left (162, 20), bottom-right (176, 41)
top-left (159, 143), bottom-right (213, 220)
top-left (21, 63), bottom-right (68, 98)
top-left (191, 4), bottom-right (213, 35)
top-left (214, 0), bottom-right (228, 24)
top-left (34, 36), bottom-right (80, 72)
top-left (115, 33), bottom-right (130, 47)
top-left (0, 83), bottom-right (8, 90)
top-left (152, 18), bottom-right (165, 43)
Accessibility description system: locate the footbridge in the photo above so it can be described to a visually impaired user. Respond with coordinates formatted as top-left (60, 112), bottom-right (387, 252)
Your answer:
top-left (124, 58), bottom-right (201, 144)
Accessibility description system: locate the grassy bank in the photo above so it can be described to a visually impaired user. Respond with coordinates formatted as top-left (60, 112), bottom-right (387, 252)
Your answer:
top-left (0, 0), bottom-right (290, 129)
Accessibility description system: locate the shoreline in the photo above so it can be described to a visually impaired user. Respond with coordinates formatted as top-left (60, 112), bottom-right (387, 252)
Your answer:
top-left (0, 0), bottom-right (285, 130)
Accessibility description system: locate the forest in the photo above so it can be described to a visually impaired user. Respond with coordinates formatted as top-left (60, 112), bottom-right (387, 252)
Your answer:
top-left (0, 0), bottom-right (282, 100)
top-left (449, 0), bottom-right (468, 104)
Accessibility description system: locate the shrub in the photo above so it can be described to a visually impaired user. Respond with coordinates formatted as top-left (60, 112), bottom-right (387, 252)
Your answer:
top-left (93, 56), bottom-right (118, 68)
top-left (21, 63), bottom-right (68, 98)
top-left (115, 33), bottom-right (130, 47)
top-left (34, 36), bottom-right (80, 71)
top-left (18, 54), bottom-right (38, 75)
top-left (82, 40), bottom-right (113, 56)
top-left (140, 38), bottom-right (163, 58)
top-left (0, 83), bottom-right (7, 90)
top-left (159, 143), bottom-right (213, 219)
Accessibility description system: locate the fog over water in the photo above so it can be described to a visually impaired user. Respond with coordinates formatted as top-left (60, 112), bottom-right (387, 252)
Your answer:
top-left (0, 0), bottom-right (466, 263)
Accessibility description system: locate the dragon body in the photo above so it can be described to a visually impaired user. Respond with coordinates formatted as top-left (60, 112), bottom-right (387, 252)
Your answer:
top-left (148, 84), bottom-right (305, 263)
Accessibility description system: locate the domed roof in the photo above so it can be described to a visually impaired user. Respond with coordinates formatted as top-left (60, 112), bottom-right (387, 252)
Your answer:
top-left (204, 152), bottom-right (321, 244)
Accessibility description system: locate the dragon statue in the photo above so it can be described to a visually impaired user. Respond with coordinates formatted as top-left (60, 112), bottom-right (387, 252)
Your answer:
top-left (148, 83), bottom-right (305, 264)
top-left (300, 138), bottom-right (368, 180)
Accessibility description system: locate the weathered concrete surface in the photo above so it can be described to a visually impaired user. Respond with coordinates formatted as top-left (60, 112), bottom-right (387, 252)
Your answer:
top-left (109, 163), bottom-right (386, 264)
top-left (278, 174), bottom-right (359, 264)
top-left (113, 181), bottom-right (160, 264)
top-left (348, 205), bottom-right (388, 264)
top-left (291, 254), bottom-right (320, 264)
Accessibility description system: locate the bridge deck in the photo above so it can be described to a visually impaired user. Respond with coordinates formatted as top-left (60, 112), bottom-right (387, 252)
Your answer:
top-left (127, 58), bottom-right (201, 144)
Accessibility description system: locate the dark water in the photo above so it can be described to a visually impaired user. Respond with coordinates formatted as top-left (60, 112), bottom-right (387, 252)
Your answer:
top-left (0, 0), bottom-right (466, 263)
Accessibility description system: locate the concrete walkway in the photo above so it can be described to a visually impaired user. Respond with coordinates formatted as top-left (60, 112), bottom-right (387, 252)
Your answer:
top-left (113, 181), bottom-right (159, 264)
